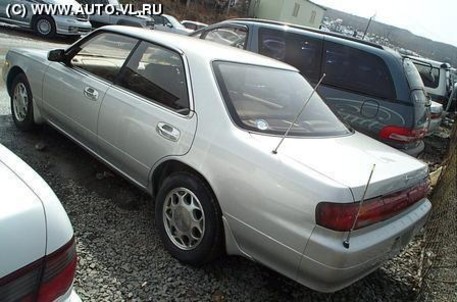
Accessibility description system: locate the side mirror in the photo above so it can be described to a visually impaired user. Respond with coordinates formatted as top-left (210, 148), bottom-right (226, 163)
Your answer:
top-left (48, 49), bottom-right (66, 62)
top-left (166, 22), bottom-right (173, 28)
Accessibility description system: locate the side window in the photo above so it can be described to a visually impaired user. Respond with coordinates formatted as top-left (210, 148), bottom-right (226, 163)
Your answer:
top-left (71, 33), bottom-right (137, 82)
top-left (117, 42), bottom-right (190, 114)
top-left (413, 62), bottom-right (440, 89)
top-left (153, 15), bottom-right (164, 25)
top-left (202, 27), bottom-right (248, 49)
top-left (322, 41), bottom-right (396, 100)
top-left (258, 28), bottom-right (322, 82)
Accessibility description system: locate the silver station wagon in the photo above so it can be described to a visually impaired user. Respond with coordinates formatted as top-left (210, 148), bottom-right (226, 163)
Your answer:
top-left (2, 26), bottom-right (432, 292)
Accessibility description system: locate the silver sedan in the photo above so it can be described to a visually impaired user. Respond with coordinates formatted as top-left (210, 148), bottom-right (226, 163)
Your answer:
top-left (3, 26), bottom-right (431, 293)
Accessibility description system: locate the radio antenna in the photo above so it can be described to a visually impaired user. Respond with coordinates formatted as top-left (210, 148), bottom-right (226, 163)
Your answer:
top-left (343, 164), bottom-right (376, 249)
top-left (272, 73), bottom-right (326, 154)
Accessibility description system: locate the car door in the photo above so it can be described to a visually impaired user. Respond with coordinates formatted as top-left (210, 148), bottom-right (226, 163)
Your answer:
top-left (42, 32), bottom-right (138, 149)
top-left (0, 0), bottom-right (7, 19)
top-left (97, 41), bottom-right (197, 187)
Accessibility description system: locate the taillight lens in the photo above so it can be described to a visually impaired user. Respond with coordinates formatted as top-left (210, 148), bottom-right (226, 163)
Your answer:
top-left (37, 237), bottom-right (77, 302)
top-left (379, 125), bottom-right (427, 143)
top-left (316, 180), bottom-right (430, 231)
top-left (0, 237), bottom-right (77, 302)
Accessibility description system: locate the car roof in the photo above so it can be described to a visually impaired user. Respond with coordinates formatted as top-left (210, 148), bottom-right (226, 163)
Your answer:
top-left (101, 26), bottom-right (297, 71)
top-left (405, 55), bottom-right (451, 69)
top-left (225, 18), bottom-right (385, 50)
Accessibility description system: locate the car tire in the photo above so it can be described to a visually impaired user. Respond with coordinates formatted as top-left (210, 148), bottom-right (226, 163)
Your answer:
top-left (34, 16), bottom-right (56, 38)
top-left (11, 74), bottom-right (36, 131)
top-left (155, 172), bottom-right (223, 265)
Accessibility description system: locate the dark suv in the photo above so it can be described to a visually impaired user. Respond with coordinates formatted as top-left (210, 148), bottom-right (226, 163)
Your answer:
top-left (191, 19), bottom-right (430, 156)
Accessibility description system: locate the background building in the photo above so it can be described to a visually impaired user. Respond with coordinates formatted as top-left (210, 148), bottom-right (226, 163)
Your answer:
top-left (249, 0), bottom-right (326, 28)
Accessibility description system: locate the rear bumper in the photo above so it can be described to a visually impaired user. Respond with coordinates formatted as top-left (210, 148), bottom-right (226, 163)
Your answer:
top-left (296, 199), bottom-right (431, 293)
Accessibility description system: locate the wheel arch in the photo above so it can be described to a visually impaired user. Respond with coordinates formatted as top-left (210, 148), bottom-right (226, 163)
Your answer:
top-left (151, 159), bottom-right (215, 201)
top-left (150, 159), bottom-right (244, 256)
top-left (31, 14), bottom-right (49, 27)
top-left (6, 66), bottom-right (26, 96)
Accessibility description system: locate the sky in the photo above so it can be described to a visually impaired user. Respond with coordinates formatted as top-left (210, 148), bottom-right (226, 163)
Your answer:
top-left (312, 0), bottom-right (456, 47)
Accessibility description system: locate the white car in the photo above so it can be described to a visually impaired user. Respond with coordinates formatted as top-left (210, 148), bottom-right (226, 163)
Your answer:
top-left (3, 27), bottom-right (431, 292)
top-left (0, 0), bottom-right (92, 38)
top-left (0, 143), bottom-right (80, 301)
top-left (152, 14), bottom-right (192, 35)
top-left (181, 20), bottom-right (208, 31)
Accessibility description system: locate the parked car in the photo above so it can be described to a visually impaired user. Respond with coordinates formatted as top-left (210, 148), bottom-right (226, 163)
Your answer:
top-left (407, 56), bottom-right (452, 105)
top-left (3, 26), bottom-right (432, 293)
top-left (181, 20), bottom-right (208, 31)
top-left (152, 14), bottom-right (192, 35)
top-left (0, 0), bottom-right (91, 38)
top-left (191, 19), bottom-right (431, 157)
top-left (77, 0), bottom-right (154, 29)
top-left (0, 143), bottom-right (79, 301)
top-left (427, 100), bottom-right (444, 135)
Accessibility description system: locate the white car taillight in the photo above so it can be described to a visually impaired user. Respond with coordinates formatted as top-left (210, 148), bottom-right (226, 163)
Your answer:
top-left (0, 237), bottom-right (77, 302)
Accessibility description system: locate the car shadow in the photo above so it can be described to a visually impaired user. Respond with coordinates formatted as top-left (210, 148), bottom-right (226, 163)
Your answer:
top-left (0, 114), bottom-right (420, 301)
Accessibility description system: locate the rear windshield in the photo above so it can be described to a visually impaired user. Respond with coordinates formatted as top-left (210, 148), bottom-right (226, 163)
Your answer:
top-left (403, 58), bottom-right (428, 90)
top-left (213, 61), bottom-right (351, 137)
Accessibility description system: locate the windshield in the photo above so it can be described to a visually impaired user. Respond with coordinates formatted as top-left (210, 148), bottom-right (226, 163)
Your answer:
top-left (410, 61), bottom-right (441, 89)
top-left (213, 61), bottom-right (351, 137)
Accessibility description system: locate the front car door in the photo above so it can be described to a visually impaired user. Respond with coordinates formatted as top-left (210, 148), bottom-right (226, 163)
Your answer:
top-left (42, 32), bottom-right (138, 149)
top-left (97, 41), bottom-right (197, 187)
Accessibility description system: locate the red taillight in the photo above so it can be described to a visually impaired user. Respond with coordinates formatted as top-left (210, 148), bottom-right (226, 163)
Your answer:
top-left (316, 180), bottom-right (430, 231)
top-left (0, 237), bottom-right (76, 302)
top-left (0, 258), bottom-right (43, 301)
top-left (379, 126), bottom-right (427, 143)
top-left (37, 237), bottom-right (77, 302)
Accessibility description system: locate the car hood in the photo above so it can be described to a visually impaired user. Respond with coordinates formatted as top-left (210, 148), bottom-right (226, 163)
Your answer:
top-left (0, 145), bottom-right (46, 277)
top-left (250, 131), bottom-right (429, 201)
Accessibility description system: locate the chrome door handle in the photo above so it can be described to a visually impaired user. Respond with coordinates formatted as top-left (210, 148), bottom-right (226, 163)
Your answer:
top-left (156, 122), bottom-right (180, 142)
top-left (84, 87), bottom-right (99, 101)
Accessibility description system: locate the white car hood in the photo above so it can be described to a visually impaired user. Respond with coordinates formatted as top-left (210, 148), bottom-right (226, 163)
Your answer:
top-left (250, 131), bottom-right (429, 201)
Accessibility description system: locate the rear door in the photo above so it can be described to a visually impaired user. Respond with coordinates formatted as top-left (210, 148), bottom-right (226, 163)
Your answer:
top-left (97, 41), bottom-right (197, 187)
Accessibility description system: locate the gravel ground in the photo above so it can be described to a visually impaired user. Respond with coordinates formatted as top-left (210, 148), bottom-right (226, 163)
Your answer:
top-left (0, 112), bottom-right (434, 301)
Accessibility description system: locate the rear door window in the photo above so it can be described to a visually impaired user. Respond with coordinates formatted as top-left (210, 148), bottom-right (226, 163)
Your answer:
top-left (116, 41), bottom-right (190, 114)
top-left (322, 41), bottom-right (396, 100)
top-left (258, 28), bottom-right (323, 82)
